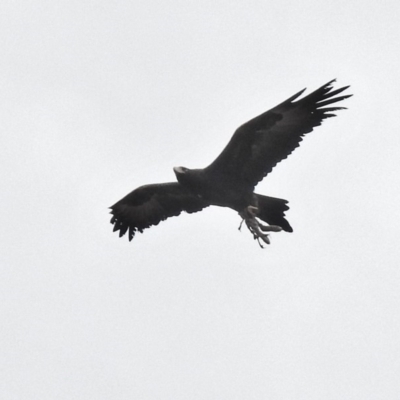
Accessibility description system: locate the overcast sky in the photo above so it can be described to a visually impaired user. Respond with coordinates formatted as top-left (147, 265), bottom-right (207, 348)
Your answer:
top-left (1, 1), bottom-right (400, 399)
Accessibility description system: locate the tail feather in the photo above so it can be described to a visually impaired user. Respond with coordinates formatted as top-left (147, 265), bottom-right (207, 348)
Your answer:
top-left (255, 194), bottom-right (293, 232)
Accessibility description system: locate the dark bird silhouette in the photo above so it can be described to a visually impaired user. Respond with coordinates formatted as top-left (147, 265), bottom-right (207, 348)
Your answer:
top-left (110, 80), bottom-right (351, 247)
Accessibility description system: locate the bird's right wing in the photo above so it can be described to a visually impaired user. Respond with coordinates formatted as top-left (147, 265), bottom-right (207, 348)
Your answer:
top-left (205, 80), bottom-right (351, 190)
top-left (110, 182), bottom-right (209, 241)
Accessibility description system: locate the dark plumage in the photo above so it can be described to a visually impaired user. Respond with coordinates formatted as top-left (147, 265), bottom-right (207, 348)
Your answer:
top-left (110, 80), bottom-right (351, 247)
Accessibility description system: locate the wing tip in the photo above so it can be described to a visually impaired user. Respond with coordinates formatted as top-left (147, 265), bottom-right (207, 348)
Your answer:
top-left (326, 78), bottom-right (336, 86)
top-left (287, 87), bottom-right (307, 103)
top-left (290, 79), bottom-right (352, 105)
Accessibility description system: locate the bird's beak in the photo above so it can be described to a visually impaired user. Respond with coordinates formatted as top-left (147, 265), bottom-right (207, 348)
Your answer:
top-left (173, 166), bottom-right (184, 174)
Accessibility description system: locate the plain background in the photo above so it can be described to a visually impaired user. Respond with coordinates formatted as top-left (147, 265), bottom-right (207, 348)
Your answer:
top-left (1, 1), bottom-right (400, 399)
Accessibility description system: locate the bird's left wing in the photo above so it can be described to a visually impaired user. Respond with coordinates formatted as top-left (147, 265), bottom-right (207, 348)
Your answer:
top-left (205, 80), bottom-right (352, 189)
top-left (110, 182), bottom-right (209, 241)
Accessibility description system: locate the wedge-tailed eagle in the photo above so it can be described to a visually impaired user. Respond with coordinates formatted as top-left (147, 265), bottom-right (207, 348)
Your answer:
top-left (110, 80), bottom-right (351, 247)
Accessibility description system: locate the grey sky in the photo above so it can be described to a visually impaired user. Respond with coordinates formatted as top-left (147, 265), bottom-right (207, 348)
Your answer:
top-left (1, 1), bottom-right (400, 399)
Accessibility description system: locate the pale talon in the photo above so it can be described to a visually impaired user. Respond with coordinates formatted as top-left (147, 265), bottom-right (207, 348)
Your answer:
top-left (239, 206), bottom-right (282, 248)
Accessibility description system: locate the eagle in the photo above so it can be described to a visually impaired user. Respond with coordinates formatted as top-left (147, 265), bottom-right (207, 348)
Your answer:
top-left (110, 80), bottom-right (351, 247)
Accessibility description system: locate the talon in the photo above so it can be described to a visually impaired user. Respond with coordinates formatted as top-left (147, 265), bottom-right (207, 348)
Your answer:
top-left (246, 205), bottom-right (259, 217)
top-left (259, 224), bottom-right (282, 232)
top-left (238, 206), bottom-right (282, 248)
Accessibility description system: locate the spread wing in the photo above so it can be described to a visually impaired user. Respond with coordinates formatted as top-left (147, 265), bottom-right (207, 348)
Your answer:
top-left (110, 182), bottom-right (209, 241)
top-left (205, 80), bottom-right (352, 190)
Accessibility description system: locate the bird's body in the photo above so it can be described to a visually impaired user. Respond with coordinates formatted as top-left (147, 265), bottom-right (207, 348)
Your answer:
top-left (110, 80), bottom-right (351, 247)
top-left (173, 167), bottom-right (251, 210)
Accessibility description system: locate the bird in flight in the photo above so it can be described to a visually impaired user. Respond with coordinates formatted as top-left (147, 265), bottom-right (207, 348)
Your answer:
top-left (110, 80), bottom-right (351, 247)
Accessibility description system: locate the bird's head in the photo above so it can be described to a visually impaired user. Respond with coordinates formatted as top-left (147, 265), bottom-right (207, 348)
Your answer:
top-left (173, 166), bottom-right (190, 184)
top-left (173, 166), bottom-right (188, 176)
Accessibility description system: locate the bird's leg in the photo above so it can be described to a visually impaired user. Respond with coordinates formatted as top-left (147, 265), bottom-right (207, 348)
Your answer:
top-left (239, 206), bottom-right (282, 248)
